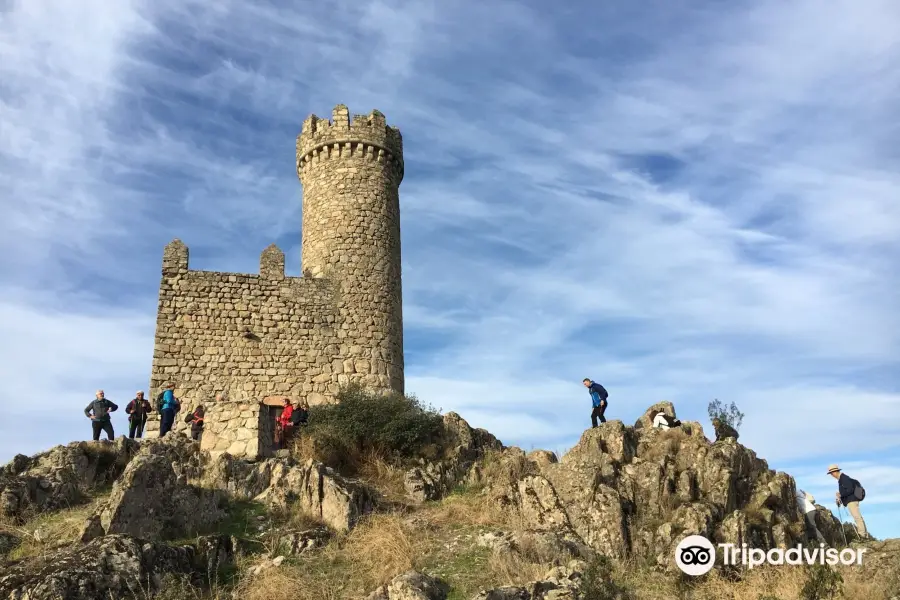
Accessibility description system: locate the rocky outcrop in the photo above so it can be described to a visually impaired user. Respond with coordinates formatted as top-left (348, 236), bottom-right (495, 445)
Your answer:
top-left (80, 445), bottom-right (227, 543)
top-left (404, 412), bottom-right (503, 503)
top-left (69, 433), bottom-right (372, 542)
top-left (634, 401), bottom-right (676, 430)
top-left (852, 538), bottom-right (900, 590)
top-left (363, 571), bottom-right (449, 600)
top-left (471, 561), bottom-right (590, 600)
top-left (476, 529), bottom-right (594, 565)
top-left (204, 452), bottom-right (374, 532)
top-left (0, 438), bottom-right (140, 520)
top-left (0, 534), bottom-right (196, 599)
top-left (485, 407), bottom-right (845, 569)
top-left (262, 526), bottom-right (331, 555)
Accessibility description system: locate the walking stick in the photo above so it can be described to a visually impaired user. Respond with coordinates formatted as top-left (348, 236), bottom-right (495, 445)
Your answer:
top-left (836, 504), bottom-right (849, 546)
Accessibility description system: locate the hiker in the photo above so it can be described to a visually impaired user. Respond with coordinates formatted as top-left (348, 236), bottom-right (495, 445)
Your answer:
top-left (156, 383), bottom-right (181, 437)
top-left (125, 391), bottom-right (153, 439)
top-left (651, 410), bottom-right (681, 430)
top-left (290, 400), bottom-right (309, 428)
top-left (185, 405), bottom-right (204, 441)
top-left (582, 378), bottom-right (609, 427)
top-left (84, 390), bottom-right (118, 441)
top-left (796, 487), bottom-right (826, 544)
top-left (276, 398), bottom-right (294, 449)
top-left (827, 464), bottom-right (869, 539)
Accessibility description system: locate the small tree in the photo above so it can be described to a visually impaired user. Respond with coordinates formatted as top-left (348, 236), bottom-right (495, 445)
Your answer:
top-left (707, 399), bottom-right (744, 432)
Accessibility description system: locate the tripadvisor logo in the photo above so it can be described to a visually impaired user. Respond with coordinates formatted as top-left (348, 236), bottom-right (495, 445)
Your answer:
top-left (675, 535), bottom-right (867, 576)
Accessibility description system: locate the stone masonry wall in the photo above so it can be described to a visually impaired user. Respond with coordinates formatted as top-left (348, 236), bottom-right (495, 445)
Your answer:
top-left (297, 105), bottom-right (405, 394)
top-left (147, 241), bottom-right (340, 422)
top-left (199, 400), bottom-right (265, 459)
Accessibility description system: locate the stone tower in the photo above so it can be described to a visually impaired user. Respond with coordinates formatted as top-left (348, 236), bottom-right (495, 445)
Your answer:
top-left (296, 105), bottom-right (405, 394)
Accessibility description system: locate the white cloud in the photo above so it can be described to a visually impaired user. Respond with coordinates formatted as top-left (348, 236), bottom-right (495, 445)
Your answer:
top-left (1, 0), bottom-right (898, 537)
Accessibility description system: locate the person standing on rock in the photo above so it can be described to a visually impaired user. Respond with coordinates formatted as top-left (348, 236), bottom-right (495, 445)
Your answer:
top-left (157, 383), bottom-right (180, 437)
top-left (84, 390), bottom-right (118, 441)
top-left (276, 398), bottom-right (294, 450)
top-left (125, 391), bottom-right (153, 439)
top-left (582, 378), bottom-right (609, 427)
top-left (796, 487), bottom-right (827, 544)
top-left (827, 464), bottom-right (869, 539)
top-left (186, 405), bottom-right (205, 441)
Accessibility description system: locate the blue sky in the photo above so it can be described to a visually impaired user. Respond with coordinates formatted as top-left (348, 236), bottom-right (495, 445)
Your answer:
top-left (1, 0), bottom-right (898, 539)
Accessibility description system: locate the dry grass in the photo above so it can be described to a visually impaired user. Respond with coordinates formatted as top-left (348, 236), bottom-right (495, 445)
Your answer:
top-left (642, 427), bottom-right (690, 462)
top-left (230, 511), bottom-right (429, 600)
top-left (292, 434), bottom-right (410, 503)
top-left (0, 499), bottom-right (102, 561)
top-left (355, 450), bottom-right (409, 503)
top-left (477, 449), bottom-right (540, 486)
top-left (342, 512), bottom-right (429, 588)
top-left (485, 546), bottom-right (554, 586)
top-left (422, 489), bottom-right (516, 531)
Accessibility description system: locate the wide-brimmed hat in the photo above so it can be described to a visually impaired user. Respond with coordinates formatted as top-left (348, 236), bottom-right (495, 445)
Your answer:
top-left (826, 464), bottom-right (841, 474)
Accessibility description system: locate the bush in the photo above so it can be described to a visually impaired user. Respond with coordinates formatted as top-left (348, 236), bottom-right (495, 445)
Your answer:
top-left (707, 399), bottom-right (745, 432)
top-left (799, 564), bottom-right (843, 600)
top-left (581, 554), bottom-right (634, 599)
top-left (295, 383), bottom-right (445, 471)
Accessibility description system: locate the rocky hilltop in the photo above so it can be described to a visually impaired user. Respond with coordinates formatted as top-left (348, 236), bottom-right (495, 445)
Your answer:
top-left (1, 402), bottom-right (897, 600)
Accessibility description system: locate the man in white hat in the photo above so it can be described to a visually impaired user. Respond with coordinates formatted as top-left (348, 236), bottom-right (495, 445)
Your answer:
top-left (827, 464), bottom-right (869, 539)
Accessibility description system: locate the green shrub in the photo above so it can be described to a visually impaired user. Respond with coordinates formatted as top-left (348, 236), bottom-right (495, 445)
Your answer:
top-left (581, 554), bottom-right (634, 599)
top-left (299, 383), bottom-right (444, 468)
top-left (799, 563), bottom-right (843, 600)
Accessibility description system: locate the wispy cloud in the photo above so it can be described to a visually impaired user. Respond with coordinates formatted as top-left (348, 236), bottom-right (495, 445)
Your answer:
top-left (1, 0), bottom-right (898, 538)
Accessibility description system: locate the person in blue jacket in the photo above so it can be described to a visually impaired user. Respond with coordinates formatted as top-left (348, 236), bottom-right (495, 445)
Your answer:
top-left (582, 378), bottom-right (609, 427)
top-left (156, 383), bottom-right (181, 437)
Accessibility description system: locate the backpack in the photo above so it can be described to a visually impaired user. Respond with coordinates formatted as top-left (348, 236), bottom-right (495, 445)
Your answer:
top-left (662, 414), bottom-right (681, 427)
top-left (156, 391), bottom-right (165, 413)
top-left (853, 481), bottom-right (866, 502)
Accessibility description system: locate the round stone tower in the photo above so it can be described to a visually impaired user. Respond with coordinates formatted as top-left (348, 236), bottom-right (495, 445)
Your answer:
top-left (296, 105), bottom-right (404, 394)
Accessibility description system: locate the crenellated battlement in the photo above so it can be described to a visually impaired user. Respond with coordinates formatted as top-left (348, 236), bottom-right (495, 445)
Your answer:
top-left (159, 240), bottom-right (327, 285)
top-left (296, 104), bottom-right (403, 181)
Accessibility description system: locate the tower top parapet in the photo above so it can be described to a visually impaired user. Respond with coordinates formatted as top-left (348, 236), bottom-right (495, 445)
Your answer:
top-left (297, 105), bottom-right (403, 180)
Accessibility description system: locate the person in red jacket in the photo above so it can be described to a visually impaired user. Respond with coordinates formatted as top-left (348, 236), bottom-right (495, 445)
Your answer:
top-left (275, 398), bottom-right (295, 450)
top-left (125, 391), bottom-right (153, 439)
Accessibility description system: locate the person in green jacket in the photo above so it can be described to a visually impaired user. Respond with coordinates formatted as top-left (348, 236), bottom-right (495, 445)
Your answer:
top-left (84, 389), bottom-right (118, 441)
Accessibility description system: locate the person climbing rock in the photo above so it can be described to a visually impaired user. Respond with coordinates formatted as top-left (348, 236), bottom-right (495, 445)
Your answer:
top-left (651, 410), bottom-right (681, 430)
top-left (157, 383), bottom-right (180, 437)
top-left (582, 378), bottom-right (609, 427)
top-left (796, 487), bottom-right (826, 544)
top-left (84, 390), bottom-right (118, 441)
top-left (125, 391), bottom-right (152, 439)
top-left (186, 405), bottom-right (204, 441)
top-left (827, 464), bottom-right (869, 539)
